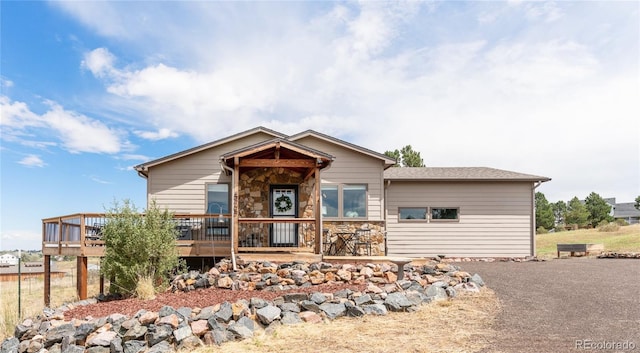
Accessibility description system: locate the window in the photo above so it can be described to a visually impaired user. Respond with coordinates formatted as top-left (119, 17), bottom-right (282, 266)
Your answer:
top-left (431, 207), bottom-right (459, 221)
top-left (206, 184), bottom-right (229, 214)
top-left (321, 185), bottom-right (338, 217)
top-left (399, 207), bottom-right (427, 221)
top-left (321, 184), bottom-right (367, 218)
top-left (343, 185), bottom-right (366, 218)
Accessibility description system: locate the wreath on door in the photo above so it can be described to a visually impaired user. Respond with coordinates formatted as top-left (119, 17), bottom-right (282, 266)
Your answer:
top-left (275, 195), bottom-right (293, 213)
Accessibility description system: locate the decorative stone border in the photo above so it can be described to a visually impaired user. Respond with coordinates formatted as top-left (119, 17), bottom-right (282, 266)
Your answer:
top-left (1, 259), bottom-right (485, 353)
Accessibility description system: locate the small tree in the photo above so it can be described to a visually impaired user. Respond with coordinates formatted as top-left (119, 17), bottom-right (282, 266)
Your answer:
top-left (584, 192), bottom-right (613, 226)
top-left (101, 199), bottom-right (184, 297)
top-left (535, 192), bottom-right (555, 231)
top-left (552, 200), bottom-right (567, 226)
top-left (565, 196), bottom-right (590, 227)
top-left (635, 196), bottom-right (640, 210)
top-left (384, 145), bottom-right (425, 167)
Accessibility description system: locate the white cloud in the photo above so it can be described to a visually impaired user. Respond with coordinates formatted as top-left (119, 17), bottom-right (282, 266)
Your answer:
top-left (0, 230), bottom-right (41, 251)
top-left (1, 77), bottom-right (13, 88)
top-left (82, 48), bottom-right (117, 78)
top-left (134, 128), bottom-right (178, 141)
top-left (120, 154), bottom-right (151, 161)
top-left (88, 175), bottom-right (112, 184)
top-left (18, 154), bottom-right (46, 168)
top-left (55, 1), bottom-right (639, 203)
top-left (0, 95), bottom-right (125, 154)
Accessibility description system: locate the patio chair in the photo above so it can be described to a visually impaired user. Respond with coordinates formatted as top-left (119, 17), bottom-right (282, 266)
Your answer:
top-left (352, 228), bottom-right (372, 256)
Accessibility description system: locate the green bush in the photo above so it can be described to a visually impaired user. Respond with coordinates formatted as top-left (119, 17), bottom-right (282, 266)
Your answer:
top-left (597, 222), bottom-right (620, 233)
top-left (101, 199), bottom-right (185, 297)
top-left (553, 225), bottom-right (566, 233)
top-left (615, 219), bottom-right (629, 226)
top-left (536, 226), bottom-right (548, 234)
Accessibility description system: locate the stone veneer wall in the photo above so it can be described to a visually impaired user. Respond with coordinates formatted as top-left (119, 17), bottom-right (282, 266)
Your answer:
top-left (322, 222), bottom-right (386, 256)
top-left (237, 167), bottom-right (316, 248)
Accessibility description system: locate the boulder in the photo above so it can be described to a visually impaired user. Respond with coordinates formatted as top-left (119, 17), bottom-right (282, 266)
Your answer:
top-left (425, 285), bottom-right (448, 301)
top-left (123, 340), bottom-right (146, 353)
top-left (146, 341), bottom-right (174, 353)
top-left (145, 325), bottom-right (173, 346)
top-left (172, 325), bottom-right (193, 343)
top-left (214, 302), bottom-right (233, 323)
top-left (298, 311), bottom-right (323, 324)
top-left (384, 292), bottom-right (413, 312)
top-left (281, 312), bottom-right (303, 325)
top-left (1, 338), bottom-right (19, 353)
top-left (362, 304), bottom-right (388, 316)
top-left (470, 274), bottom-right (485, 287)
top-left (256, 305), bottom-right (282, 325)
top-left (86, 331), bottom-right (117, 347)
top-left (319, 303), bottom-right (346, 320)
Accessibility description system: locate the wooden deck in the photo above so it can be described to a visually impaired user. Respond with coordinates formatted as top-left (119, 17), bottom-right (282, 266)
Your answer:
top-left (41, 213), bottom-right (320, 258)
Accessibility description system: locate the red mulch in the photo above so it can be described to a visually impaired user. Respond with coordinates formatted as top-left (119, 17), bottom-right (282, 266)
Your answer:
top-left (64, 283), bottom-right (367, 321)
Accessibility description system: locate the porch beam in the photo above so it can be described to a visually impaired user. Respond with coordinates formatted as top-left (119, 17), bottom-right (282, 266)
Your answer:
top-left (238, 159), bottom-right (316, 168)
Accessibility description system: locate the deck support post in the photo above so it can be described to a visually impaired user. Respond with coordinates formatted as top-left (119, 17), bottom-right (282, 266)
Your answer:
top-left (314, 166), bottom-right (321, 254)
top-left (77, 256), bottom-right (88, 300)
top-left (44, 255), bottom-right (51, 307)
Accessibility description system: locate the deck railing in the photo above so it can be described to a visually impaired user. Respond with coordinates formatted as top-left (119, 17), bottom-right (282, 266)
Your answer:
top-left (42, 213), bottom-right (232, 256)
top-left (237, 218), bottom-right (317, 252)
top-left (42, 214), bottom-right (319, 256)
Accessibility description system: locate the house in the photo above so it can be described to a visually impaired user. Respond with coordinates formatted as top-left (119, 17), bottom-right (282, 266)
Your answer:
top-left (606, 198), bottom-right (640, 225)
top-left (0, 253), bottom-right (19, 265)
top-left (41, 126), bottom-right (549, 303)
top-left (132, 126), bottom-right (549, 259)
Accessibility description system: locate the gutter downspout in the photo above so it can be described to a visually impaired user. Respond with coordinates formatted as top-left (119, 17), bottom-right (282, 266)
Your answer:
top-left (220, 160), bottom-right (237, 271)
top-left (531, 181), bottom-right (544, 257)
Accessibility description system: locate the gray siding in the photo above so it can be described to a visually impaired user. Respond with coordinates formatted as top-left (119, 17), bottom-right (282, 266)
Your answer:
top-left (293, 136), bottom-right (386, 221)
top-left (147, 132), bottom-right (275, 213)
top-left (386, 181), bottom-right (534, 257)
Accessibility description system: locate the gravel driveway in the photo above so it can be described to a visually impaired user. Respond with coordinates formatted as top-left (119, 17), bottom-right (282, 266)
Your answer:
top-left (460, 258), bottom-right (639, 353)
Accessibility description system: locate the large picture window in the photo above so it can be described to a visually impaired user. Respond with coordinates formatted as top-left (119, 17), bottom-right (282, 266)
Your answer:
top-left (207, 184), bottom-right (229, 214)
top-left (321, 184), bottom-right (367, 219)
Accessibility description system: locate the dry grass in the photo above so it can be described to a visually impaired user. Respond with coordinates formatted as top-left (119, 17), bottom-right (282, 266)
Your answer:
top-left (135, 275), bottom-right (157, 300)
top-left (0, 259), bottom-right (105, 341)
top-left (193, 289), bottom-right (500, 353)
top-left (536, 223), bottom-right (640, 258)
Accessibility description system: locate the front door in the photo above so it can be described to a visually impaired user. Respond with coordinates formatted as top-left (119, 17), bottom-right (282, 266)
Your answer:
top-left (270, 186), bottom-right (298, 246)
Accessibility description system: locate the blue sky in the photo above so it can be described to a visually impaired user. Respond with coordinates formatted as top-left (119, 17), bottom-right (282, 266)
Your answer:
top-left (1, 1), bottom-right (638, 250)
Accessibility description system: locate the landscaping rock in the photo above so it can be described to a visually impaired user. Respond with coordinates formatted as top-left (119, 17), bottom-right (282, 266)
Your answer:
top-left (214, 302), bottom-right (233, 323)
top-left (146, 341), bottom-right (174, 353)
top-left (470, 273), bottom-right (485, 287)
top-left (281, 312), bottom-right (303, 325)
top-left (319, 303), bottom-right (346, 320)
top-left (384, 292), bottom-right (413, 312)
top-left (0, 337), bottom-right (19, 353)
top-left (123, 340), bottom-right (146, 353)
top-left (256, 305), bottom-right (282, 325)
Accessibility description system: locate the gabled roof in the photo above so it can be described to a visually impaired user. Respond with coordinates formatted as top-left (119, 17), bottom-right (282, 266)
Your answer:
top-left (288, 130), bottom-right (397, 168)
top-left (134, 126), bottom-right (285, 176)
top-left (221, 137), bottom-right (334, 163)
top-left (384, 167), bottom-right (551, 182)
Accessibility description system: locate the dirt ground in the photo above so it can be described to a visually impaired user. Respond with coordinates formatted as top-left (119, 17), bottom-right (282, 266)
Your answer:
top-left (461, 258), bottom-right (640, 353)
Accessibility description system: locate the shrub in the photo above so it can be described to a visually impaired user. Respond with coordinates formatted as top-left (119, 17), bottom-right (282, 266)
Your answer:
top-left (597, 222), bottom-right (620, 233)
top-left (553, 225), bottom-right (566, 233)
top-left (536, 226), bottom-right (548, 234)
top-left (615, 219), bottom-right (629, 226)
top-left (101, 199), bottom-right (185, 296)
